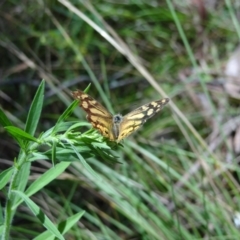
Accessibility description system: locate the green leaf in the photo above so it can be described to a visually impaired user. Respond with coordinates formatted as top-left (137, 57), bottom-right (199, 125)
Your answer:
top-left (0, 167), bottom-right (14, 190)
top-left (33, 211), bottom-right (85, 240)
top-left (52, 99), bottom-right (79, 135)
top-left (13, 162), bottom-right (71, 209)
top-left (5, 126), bottom-right (39, 143)
top-left (0, 108), bottom-right (12, 127)
top-left (29, 152), bottom-right (50, 162)
top-left (25, 80), bottom-right (45, 136)
top-left (52, 140), bottom-right (57, 167)
top-left (12, 161), bottom-right (31, 206)
top-left (84, 83), bottom-right (91, 93)
top-left (12, 190), bottom-right (64, 240)
top-left (0, 108), bottom-right (26, 148)
top-left (66, 121), bottom-right (91, 134)
top-left (70, 143), bottom-right (97, 177)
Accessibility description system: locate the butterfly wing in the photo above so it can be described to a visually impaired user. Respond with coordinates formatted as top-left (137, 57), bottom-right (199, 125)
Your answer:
top-left (72, 90), bottom-right (115, 140)
top-left (117, 98), bottom-right (169, 142)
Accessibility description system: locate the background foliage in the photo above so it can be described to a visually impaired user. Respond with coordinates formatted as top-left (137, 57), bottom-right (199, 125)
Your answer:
top-left (1, 0), bottom-right (240, 239)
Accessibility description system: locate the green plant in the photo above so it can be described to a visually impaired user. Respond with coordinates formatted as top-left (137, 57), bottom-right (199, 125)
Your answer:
top-left (0, 80), bottom-right (117, 239)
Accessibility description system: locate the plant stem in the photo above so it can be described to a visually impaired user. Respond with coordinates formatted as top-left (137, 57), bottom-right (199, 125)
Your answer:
top-left (2, 151), bottom-right (26, 240)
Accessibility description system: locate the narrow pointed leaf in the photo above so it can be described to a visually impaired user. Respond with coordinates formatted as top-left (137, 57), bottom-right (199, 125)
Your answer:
top-left (5, 126), bottom-right (39, 143)
top-left (13, 162), bottom-right (71, 209)
top-left (52, 99), bottom-right (79, 135)
top-left (33, 211), bottom-right (85, 240)
top-left (25, 80), bottom-right (45, 136)
top-left (0, 108), bottom-right (12, 127)
top-left (0, 167), bottom-right (14, 190)
top-left (12, 190), bottom-right (64, 240)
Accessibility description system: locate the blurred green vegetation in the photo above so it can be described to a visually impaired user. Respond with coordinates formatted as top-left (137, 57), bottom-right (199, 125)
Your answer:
top-left (1, 0), bottom-right (240, 239)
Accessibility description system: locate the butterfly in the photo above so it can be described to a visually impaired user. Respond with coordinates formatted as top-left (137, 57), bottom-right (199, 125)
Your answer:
top-left (72, 90), bottom-right (169, 142)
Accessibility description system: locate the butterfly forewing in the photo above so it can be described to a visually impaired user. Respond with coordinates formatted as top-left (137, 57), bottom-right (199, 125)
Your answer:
top-left (72, 90), bottom-right (115, 140)
top-left (117, 98), bottom-right (169, 142)
top-left (72, 90), bottom-right (112, 118)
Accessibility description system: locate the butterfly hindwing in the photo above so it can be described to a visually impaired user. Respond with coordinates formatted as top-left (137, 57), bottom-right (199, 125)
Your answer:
top-left (117, 98), bottom-right (169, 142)
top-left (72, 90), bottom-right (115, 140)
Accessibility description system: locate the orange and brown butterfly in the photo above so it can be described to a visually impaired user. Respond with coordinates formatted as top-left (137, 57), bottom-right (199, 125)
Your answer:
top-left (72, 90), bottom-right (169, 142)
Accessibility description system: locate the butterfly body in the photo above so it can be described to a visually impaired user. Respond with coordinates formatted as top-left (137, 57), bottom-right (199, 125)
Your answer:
top-left (72, 90), bottom-right (169, 142)
top-left (112, 114), bottom-right (123, 140)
